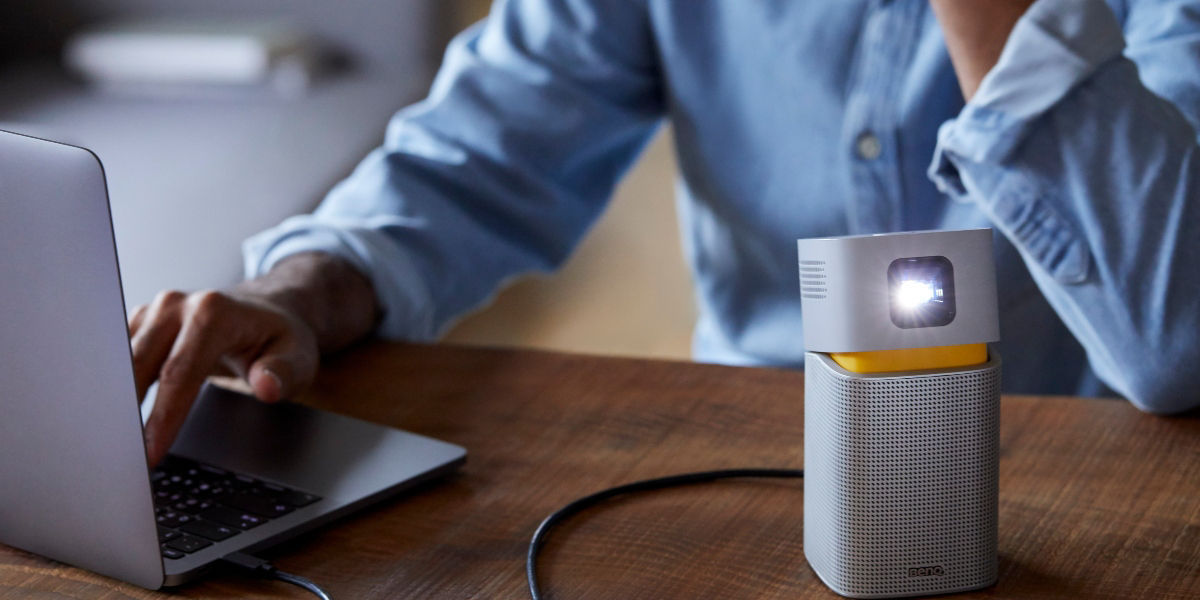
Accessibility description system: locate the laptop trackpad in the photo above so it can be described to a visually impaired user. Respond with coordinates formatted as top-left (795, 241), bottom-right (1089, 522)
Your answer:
top-left (168, 384), bottom-right (466, 503)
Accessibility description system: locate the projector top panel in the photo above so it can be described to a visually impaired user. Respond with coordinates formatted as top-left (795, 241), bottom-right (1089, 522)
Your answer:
top-left (797, 229), bottom-right (999, 353)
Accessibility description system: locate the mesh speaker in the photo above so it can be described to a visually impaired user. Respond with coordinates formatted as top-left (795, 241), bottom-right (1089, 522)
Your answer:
top-left (804, 351), bottom-right (999, 599)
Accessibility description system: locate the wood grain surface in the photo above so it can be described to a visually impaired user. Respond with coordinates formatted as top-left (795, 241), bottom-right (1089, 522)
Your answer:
top-left (0, 343), bottom-right (1197, 599)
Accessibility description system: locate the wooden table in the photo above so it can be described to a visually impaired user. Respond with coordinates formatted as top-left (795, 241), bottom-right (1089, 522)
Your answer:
top-left (1, 343), bottom-right (1197, 599)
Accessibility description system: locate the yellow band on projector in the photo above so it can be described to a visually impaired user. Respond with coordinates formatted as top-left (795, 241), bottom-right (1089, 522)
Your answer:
top-left (831, 343), bottom-right (987, 374)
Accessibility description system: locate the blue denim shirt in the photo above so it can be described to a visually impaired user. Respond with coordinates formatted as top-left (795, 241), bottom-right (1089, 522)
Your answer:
top-left (245, 0), bottom-right (1200, 414)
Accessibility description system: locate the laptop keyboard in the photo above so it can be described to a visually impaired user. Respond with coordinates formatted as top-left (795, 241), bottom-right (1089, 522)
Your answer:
top-left (151, 456), bottom-right (322, 560)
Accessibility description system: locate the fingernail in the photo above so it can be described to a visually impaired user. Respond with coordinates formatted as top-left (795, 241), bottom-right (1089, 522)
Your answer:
top-left (264, 368), bottom-right (284, 396)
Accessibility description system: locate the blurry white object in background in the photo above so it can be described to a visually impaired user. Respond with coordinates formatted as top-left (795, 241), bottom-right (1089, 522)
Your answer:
top-left (64, 20), bottom-right (326, 97)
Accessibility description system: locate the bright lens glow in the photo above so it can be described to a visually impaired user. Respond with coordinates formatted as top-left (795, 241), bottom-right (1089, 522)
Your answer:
top-left (896, 280), bottom-right (934, 309)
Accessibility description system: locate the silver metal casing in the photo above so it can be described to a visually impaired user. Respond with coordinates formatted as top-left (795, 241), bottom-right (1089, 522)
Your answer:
top-left (803, 352), bottom-right (1000, 598)
top-left (0, 130), bottom-right (165, 588)
top-left (797, 229), bottom-right (999, 353)
top-left (0, 129), bottom-right (467, 589)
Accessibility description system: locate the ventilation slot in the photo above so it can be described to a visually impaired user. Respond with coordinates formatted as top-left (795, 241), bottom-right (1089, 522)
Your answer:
top-left (800, 261), bottom-right (827, 300)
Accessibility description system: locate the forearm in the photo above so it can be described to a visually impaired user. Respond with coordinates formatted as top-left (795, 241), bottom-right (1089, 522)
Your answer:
top-left (927, 0), bottom-right (1200, 412)
top-left (929, 0), bottom-right (1036, 101)
top-left (241, 0), bottom-right (662, 342)
top-left (233, 251), bottom-right (380, 354)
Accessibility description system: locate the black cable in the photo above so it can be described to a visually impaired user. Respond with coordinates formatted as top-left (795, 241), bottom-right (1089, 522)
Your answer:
top-left (222, 551), bottom-right (334, 600)
top-left (526, 468), bottom-right (804, 600)
top-left (273, 569), bottom-right (334, 600)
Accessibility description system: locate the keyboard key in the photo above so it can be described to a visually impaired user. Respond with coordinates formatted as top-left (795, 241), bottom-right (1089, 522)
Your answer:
top-left (179, 520), bottom-right (239, 542)
top-left (164, 534), bottom-right (212, 554)
top-left (200, 506), bottom-right (265, 530)
top-left (153, 456), bottom-right (321, 528)
top-left (189, 483), bottom-right (231, 501)
top-left (162, 547), bottom-right (186, 560)
top-left (223, 494), bottom-right (295, 518)
top-left (156, 511), bottom-right (193, 529)
top-left (158, 528), bottom-right (180, 543)
top-left (174, 498), bottom-right (213, 514)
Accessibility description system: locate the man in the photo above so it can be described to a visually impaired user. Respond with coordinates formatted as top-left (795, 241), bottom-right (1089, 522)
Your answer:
top-left (131, 0), bottom-right (1200, 465)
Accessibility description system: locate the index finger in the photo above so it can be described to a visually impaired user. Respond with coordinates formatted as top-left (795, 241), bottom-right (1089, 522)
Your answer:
top-left (142, 297), bottom-right (239, 465)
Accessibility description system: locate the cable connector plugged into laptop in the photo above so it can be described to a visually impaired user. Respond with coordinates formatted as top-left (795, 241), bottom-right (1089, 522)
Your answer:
top-left (221, 552), bottom-right (333, 600)
top-left (221, 550), bottom-right (274, 573)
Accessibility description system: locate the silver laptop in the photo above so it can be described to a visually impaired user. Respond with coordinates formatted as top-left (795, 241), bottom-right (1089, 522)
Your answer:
top-left (0, 129), bottom-right (466, 588)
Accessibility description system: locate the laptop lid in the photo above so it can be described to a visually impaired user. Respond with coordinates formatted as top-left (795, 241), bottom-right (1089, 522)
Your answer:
top-left (0, 130), bottom-right (163, 588)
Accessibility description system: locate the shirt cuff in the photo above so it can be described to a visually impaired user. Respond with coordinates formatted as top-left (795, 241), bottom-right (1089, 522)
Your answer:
top-left (242, 215), bottom-right (436, 340)
top-left (929, 0), bottom-right (1126, 196)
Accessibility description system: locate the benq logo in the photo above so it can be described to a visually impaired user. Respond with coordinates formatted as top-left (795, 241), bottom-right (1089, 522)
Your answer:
top-left (908, 566), bottom-right (945, 578)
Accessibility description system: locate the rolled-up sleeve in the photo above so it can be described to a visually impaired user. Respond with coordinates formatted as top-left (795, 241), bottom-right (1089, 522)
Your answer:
top-left (928, 0), bottom-right (1200, 413)
top-left (244, 0), bottom-right (663, 340)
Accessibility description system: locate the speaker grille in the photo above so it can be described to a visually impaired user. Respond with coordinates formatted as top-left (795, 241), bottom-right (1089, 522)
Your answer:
top-left (804, 352), bottom-right (999, 598)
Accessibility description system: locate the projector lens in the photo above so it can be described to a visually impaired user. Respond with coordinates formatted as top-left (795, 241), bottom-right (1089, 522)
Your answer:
top-left (888, 256), bottom-right (956, 328)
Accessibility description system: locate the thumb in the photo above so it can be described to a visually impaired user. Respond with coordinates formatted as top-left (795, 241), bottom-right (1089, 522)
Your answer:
top-left (246, 342), bottom-right (315, 403)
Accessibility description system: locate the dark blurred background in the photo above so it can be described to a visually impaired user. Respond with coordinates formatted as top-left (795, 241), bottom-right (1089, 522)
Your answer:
top-left (1, 0), bottom-right (696, 361)
top-left (1, 0), bottom-right (469, 70)
top-left (0, 0), bottom-right (476, 305)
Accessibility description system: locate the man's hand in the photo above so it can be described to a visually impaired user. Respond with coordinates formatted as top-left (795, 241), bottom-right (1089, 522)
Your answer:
top-left (129, 288), bottom-right (318, 465)
top-left (130, 252), bottom-right (381, 466)
top-left (930, 0), bottom-right (1037, 101)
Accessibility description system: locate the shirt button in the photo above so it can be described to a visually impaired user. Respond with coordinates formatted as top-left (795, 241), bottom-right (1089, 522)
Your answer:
top-left (855, 132), bottom-right (882, 160)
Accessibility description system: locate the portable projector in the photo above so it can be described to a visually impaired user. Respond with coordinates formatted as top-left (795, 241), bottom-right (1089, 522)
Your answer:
top-left (797, 229), bottom-right (1000, 598)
